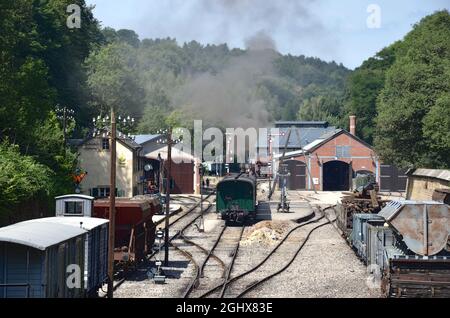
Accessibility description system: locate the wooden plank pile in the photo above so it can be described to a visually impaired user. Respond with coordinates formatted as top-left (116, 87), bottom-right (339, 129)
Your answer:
top-left (336, 194), bottom-right (388, 238)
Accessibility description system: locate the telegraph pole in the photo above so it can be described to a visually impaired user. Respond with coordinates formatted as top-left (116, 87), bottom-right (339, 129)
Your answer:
top-left (107, 108), bottom-right (116, 298)
top-left (92, 111), bottom-right (135, 298)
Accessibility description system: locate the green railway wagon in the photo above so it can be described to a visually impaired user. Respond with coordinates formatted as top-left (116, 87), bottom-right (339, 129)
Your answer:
top-left (216, 173), bottom-right (257, 223)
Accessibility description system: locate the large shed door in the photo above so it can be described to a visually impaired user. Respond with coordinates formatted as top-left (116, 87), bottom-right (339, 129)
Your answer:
top-left (380, 165), bottom-right (407, 192)
top-left (283, 160), bottom-right (306, 190)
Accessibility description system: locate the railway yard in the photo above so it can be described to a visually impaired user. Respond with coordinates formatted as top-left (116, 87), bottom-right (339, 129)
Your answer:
top-left (110, 189), bottom-right (384, 298)
top-left (1, 172), bottom-right (448, 299)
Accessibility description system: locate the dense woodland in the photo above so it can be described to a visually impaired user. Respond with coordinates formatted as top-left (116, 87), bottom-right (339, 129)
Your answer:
top-left (0, 0), bottom-right (449, 223)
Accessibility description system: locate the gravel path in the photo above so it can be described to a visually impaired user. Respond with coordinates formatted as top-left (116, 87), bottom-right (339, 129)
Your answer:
top-left (113, 249), bottom-right (195, 298)
top-left (234, 216), bottom-right (381, 298)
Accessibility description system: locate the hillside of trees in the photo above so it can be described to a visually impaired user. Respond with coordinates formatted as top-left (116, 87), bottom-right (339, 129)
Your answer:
top-left (0, 1), bottom-right (448, 224)
top-left (344, 11), bottom-right (450, 169)
top-left (86, 30), bottom-right (350, 130)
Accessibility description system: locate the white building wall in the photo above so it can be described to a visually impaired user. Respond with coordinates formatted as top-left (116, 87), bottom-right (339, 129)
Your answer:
top-left (78, 137), bottom-right (142, 198)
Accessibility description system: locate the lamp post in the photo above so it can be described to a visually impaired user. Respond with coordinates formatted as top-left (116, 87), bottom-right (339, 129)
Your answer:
top-left (92, 112), bottom-right (135, 298)
top-left (156, 128), bottom-right (181, 266)
top-left (56, 105), bottom-right (75, 155)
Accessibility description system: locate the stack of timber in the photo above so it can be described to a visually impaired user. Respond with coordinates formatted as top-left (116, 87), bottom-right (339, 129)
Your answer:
top-left (336, 192), bottom-right (388, 240)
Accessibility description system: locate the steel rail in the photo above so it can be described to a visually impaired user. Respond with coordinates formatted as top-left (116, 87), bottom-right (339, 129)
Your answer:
top-left (236, 218), bottom-right (336, 298)
top-left (182, 223), bottom-right (238, 298)
top-left (109, 193), bottom-right (215, 294)
top-left (155, 192), bottom-right (215, 227)
top-left (218, 226), bottom-right (246, 298)
top-left (200, 225), bottom-right (228, 278)
top-left (199, 213), bottom-right (322, 298)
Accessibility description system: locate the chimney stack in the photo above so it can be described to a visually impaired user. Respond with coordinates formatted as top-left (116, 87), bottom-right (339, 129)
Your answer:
top-left (349, 115), bottom-right (356, 136)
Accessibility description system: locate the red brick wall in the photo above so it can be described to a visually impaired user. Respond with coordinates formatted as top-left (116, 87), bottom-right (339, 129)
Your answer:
top-left (290, 132), bottom-right (378, 190)
top-left (165, 161), bottom-right (195, 194)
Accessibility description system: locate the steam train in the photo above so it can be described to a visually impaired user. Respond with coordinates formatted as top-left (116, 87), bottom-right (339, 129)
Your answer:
top-left (216, 173), bottom-right (257, 224)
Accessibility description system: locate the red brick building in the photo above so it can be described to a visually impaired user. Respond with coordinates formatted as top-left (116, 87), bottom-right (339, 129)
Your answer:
top-left (269, 118), bottom-right (384, 191)
top-left (276, 128), bottom-right (379, 191)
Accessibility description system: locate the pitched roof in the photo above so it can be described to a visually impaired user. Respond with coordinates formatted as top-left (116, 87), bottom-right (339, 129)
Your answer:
top-left (55, 194), bottom-right (94, 201)
top-left (0, 220), bottom-right (87, 250)
top-left (406, 168), bottom-right (450, 182)
top-left (305, 129), bottom-right (373, 152)
top-left (277, 126), bottom-right (337, 149)
top-left (29, 217), bottom-right (108, 231)
top-left (144, 144), bottom-right (197, 162)
top-left (133, 134), bottom-right (161, 145)
top-left (276, 129), bottom-right (373, 159)
top-left (275, 121), bottom-right (329, 128)
top-left (79, 128), bottom-right (142, 151)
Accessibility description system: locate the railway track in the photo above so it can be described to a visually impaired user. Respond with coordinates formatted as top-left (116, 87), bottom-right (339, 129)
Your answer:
top-left (234, 218), bottom-right (335, 298)
top-left (110, 193), bottom-right (216, 293)
top-left (196, 210), bottom-right (338, 298)
top-left (148, 192), bottom-right (216, 261)
top-left (172, 219), bottom-right (246, 298)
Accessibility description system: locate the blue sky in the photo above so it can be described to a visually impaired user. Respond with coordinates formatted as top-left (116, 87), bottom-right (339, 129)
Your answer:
top-left (86, 0), bottom-right (449, 69)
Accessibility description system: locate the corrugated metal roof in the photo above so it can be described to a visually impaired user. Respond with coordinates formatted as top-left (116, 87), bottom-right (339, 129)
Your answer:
top-left (409, 168), bottom-right (450, 182)
top-left (27, 217), bottom-right (108, 231)
top-left (0, 220), bottom-right (87, 250)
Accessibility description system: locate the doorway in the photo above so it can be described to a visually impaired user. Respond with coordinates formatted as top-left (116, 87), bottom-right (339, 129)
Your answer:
top-left (282, 160), bottom-right (306, 190)
top-left (323, 160), bottom-right (350, 191)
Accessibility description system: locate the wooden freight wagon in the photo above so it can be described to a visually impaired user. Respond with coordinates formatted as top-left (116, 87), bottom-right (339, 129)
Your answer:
top-left (0, 220), bottom-right (87, 298)
top-left (35, 217), bottom-right (109, 297)
top-left (93, 198), bottom-right (159, 265)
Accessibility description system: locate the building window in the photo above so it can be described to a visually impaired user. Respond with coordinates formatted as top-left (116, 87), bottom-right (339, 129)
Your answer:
top-left (99, 187), bottom-right (110, 197)
top-left (336, 146), bottom-right (351, 158)
top-left (92, 187), bottom-right (123, 198)
top-left (98, 187), bottom-right (110, 198)
top-left (102, 138), bottom-right (110, 150)
top-left (65, 201), bottom-right (83, 215)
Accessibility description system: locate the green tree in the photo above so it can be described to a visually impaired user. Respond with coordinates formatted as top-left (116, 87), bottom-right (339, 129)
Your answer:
top-left (137, 106), bottom-right (169, 133)
top-left (0, 142), bottom-right (53, 224)
top-left (422, 94), bottom-right (450, 166)
top-left (343, 44), bottom-right (400, 144)
top-left (85, 42), bottom-right (145, 118)
top-left (375, 11), bottom-right (450, 168)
